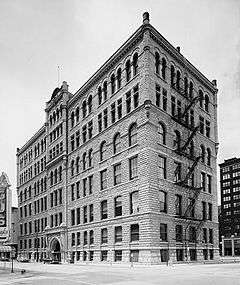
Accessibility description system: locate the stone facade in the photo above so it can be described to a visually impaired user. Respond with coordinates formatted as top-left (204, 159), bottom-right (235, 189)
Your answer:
top-left (17, 12), bottom-right (219, 264)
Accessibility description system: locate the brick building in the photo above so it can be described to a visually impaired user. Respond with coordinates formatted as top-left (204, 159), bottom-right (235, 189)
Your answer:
top-left (17, 12), bottom-right (219, 264)
top-left (219, 157), bottom-right (240, 256)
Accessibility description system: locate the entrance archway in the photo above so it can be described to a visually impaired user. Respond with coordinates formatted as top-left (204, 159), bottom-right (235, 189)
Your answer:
top-left (51, 238), bottom-right (61, 261)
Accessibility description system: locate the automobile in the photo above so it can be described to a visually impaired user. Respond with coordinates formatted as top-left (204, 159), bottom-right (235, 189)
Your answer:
top-left (18, 258), bottom-right (30, 263)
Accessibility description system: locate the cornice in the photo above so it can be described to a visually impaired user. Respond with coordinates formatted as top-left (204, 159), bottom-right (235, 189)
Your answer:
top-left (149, 25), bottom-right (218, 94)
top-left (17, 125), bottom-right (46, 156)
top-left (69, 26), bottom-right (145, 107)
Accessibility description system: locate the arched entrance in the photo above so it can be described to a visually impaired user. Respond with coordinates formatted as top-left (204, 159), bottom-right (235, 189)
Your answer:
top-left (50, 238), bottom-right (61, 262)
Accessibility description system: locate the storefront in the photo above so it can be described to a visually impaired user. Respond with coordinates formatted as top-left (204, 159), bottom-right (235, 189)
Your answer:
top-left (221, 236), bottom-right (240, 257)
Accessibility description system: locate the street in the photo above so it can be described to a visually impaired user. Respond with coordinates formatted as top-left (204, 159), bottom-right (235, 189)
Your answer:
top-left (0, 261), bottom-right (240, 285)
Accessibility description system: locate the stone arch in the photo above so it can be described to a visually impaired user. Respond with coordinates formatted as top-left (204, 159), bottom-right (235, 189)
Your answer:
top-left (50, 237), bottom-right (61, 262)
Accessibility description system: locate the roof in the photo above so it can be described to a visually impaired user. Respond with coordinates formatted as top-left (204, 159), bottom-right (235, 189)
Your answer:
top-left (0, 245), bottom-right (13, 252)
top-left (219, 157), bottom-right (240, 167)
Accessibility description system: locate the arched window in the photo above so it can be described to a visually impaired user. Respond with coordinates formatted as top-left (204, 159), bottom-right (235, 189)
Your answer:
top-left (100, 141), bottom-right (107, 161)
top-left (82, 152), bottom-right (87, 171)
top-left (200, 145), bottom-right (205, 163)
top-left (98, 86), bottom-right (102, 106)
top-left (161, 57), bottom-right (166, 79)
top-left (189, 81), bottom-right (193, 98)
top-left (174, 130), bottom-right (181, 150)
top-left (133, 53), bottom-right (138, 76)
top-left (113, 133), bottom-right (121, 154)
top-left (171, 65), bottom-right (175, 87)
top-left (207, 148), bottom-right (211, 166)
top-left (117, 68), bottom-right (122, 89)
top-left (111, 74), bottom-right (115, 94)
top-left (126, 60), bottom-right (131, 82)
top-left (199, 90), bottom-right (204, 108)
top-left (54, 169), bottom-right (58, 184)
top-left (88, 149), bottom-right (93, 167)
top-left (184, 77), bottom-right (188, 95)
top-left (50, 171), bottom-right (53, 186)
top-left (76, 107), bottom-right (80, 123)
top-left (71, 111), bottom-right (75, 128)
top-left (129, 123), bottom-right (137, 146)
top-left (56, 108), bottom-right (59, 120)
top-left (155, 52), bottom-right (160, 74)
top-left (158, 123), bottom-right (166, 145)
top-left (50, 115), bottom-right (52, 126)
top-left (205, 95), bottom-right (209, 112)
top-left (53, 112), bottom-right (56, 124)
top-left (103, 81), bottom-right (108, 100)
top-left (60, 105), bottom-right (63, 117)
top-left (88, 95), bottom-right (92, 114)
top-left (82, 100), bottom-right (87, 118)
top-left (176, 70), bottom-right (181, 90)
top-left (71, 160), bottom-right (75, 176)
top-left (59, 166), bottom-right (62, 182)
top-left (76, 156), bottom-right (80, 173)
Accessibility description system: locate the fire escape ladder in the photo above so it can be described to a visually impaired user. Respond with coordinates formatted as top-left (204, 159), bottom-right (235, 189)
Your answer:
top-left (181, 95), bottom-right (200, 119)
top-left (183, 188), bottom-right (201, 218)
top-left (178, 156), bottom-right (201, 186)
top-left (179, 125), bottom-right (199, 154)
top-left (196, 218), bottom-right (206, 242)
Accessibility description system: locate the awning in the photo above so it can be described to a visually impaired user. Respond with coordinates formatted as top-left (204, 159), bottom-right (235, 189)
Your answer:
top-left (0, 246), bottom-right (12, 252)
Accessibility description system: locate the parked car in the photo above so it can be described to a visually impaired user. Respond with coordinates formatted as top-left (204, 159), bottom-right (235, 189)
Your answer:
top-left (18, 258), bottom-right (30, 263)
top-left (50, 260), bottom-right (60, 264)
top-left (0, 257), bottom-right (10, 262)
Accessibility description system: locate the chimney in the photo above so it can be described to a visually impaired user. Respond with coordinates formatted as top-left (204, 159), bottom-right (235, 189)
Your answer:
top-left (62, 81), bottom-right (68, 92)
top-left (143, 12), bottom-right (150, 25)
top-left (212, 79), bottom-right (217, 87)
top-left (176, 46), bottom-right (181, 53)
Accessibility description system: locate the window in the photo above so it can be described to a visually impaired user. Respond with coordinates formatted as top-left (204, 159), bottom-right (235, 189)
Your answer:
top-left (88, 120), bottom-right (93, 139)
top-left (201, 172), bottom-right (206, 191)
top-left (115, 226), bottom-right (122, 243)
top-left (161, 58), bottom-right (166, 79)
top-left (113, 133), bottom-right (121, 154)
top-left (200, 145), bottom-right (205, 163)
top-left (114, 163), bottom-right (121, 185)
top-left (176, 70), bottom-right (181, 90)
top-left (71, 112), bottom-right (75, 128)
top-left (71, 184), bottom-right (75, 201)
top-left (156, 84), bottom-right (160, 107)
top-left (176, 249), bottom-right (184, 261)
top-left (88, 175), bottom-right (93, 195)
top-left (159, 191), bottom-right (167, 213)
top-left (129, 156), bottom-right (138, 180)
top-left (103, 108), bottom-right (108, 128)
top-left (83, 231), bottom-right (87, 245)
top-left (175, 225), bottom-right (183, 242)
top-left (207, 148), bottom-right (211, 166)
top-left (199, 116), bottom-right (204, 135)
top-left (98, 113), bottom-right (102, 133)
top-left (101, 250), bottom-right (108, 261)
top-left (207, 175), bottom-right (212, 193)
top-left (205, 95), bottom-right (209, 112)
top-left (133, 85), bottom-right (139, 108)
top-left (170, 65), bottom-right (175, 87)
top-left (117, 68), bottom-right (122, 89)
top-left (171, 96), bottom-right (176, 116)
top-left (76, 207), bottom-right (80, 225)
top-left (199, 90), bottom-right (203, 108)
top-left (155, 52), bottom-right (160, 74)
top-left (103, 81), bottom-right (108, 101)
top-left (189, 81), bottom-right (193, 98)
top-left (89, 204), bottom-right (94, 222)
top-left (100, 169), bottom-right (107, 190)
top-left (175, 194), bottom-right (182, 216)
top-left (158, 155), bottom-right (166, 179)
top-left (76, 156), bottom-right (80, 174)
top-left (82, 101), bottom-right (87, 118)
top-left (88, 95), bottom-right (92, 114)
top-left (101, 200), bottom-right (108, 219)
top-left (208, 203), bottom-right (212, 221)
top-left (174, 130), bottom-right (181, 150)
top-left (71, 233), bottom-right (75, 246)
top-left (203, 228), bottom-right (207, 243)
top-left (114, 196), bottom-right (122, 217)
top-left (209, 229), bottom-right (213, 244)
top-left (111, 103), bottom-right (116, 123)
top-left (101, 228), bottom-right (108, 244)
top-left (100, 141), bottom-right (107, 161)
top-left (160, 223), bottom-right (168, 241)
top-left (202, 201), bottom-right (207, 220)
top-left (89, 230), bottom-right (94, 245)
top-left (71, 160), bottom-right (75, 176)
top-left (206, 120), bottom-right (210, 138)
top-left (126, 91), bottom-right (131, 113)
top-left (130, 191), bottom-right (139, 214)
top-left (133, 53), bottom-right (138, 76)
top-left (158, 123), bottom-right (166, 145)
top-left (162, 88), bottom-right (167, 111)
top-left (82, 125), bottom-right (87, 143)
top-left (130, 250), bottom-right (139, 262)
top-left (83, 206), bottom-right (87, 223)
top-left (70, 135), bottom-right (75, 151)
top-left (174, 162), bottom-right (181, 182)
top-left (111, 74), bottom-right (116, 94)
top-left (77, 232), bottom-right (80, 246)
top-left (115, 250), bottom-right (122, 262)
top-left (189, 226), bottom-right (196, 242)
top-left (88, 149), bottom-right (93, 167)
top-left (130, 224), bottom-right (139, 242)
top-left (126, 60), bottom-right (131, 82)
top-left (117, 98), bottom-right (122, 119)
top-left (129, 123), bottom-right (137, 146)
top-left (71, 209), bottom-right (75, 226)
top-left (76, 131), bottom-right (80, 148)
top-left (82, 152), bottom-right (87, 171)
top-left (188, 198), bottom-right (195, 218)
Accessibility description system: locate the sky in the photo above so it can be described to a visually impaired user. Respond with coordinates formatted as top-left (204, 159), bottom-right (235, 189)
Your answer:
top-left (0, 0), bottom-right (239, 207)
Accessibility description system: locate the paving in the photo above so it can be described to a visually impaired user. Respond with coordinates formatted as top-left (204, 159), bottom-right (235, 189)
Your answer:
top-left (0, 261), bottom-right (240, 285)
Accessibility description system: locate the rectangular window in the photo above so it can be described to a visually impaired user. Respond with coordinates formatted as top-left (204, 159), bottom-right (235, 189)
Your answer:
top-left (159, 191), bottom-right (167, 213)
top-left (114, 163), bottom-right (121, 185)
top-left (76, 181), bottom-right (80, 199)
top-left (209, 229), bottom-right (213, 244)
top-left (83, 178), bottom-right (87, 197)
top-left (126, 91), bottom-right (131, 113)
top-left (199, 116), bottom-right (204, 135)
top-left (171, 96), bottom-right (176, 116)
top-left (82, 125), bottom-right (87, 143)
top-left (156, 84), bottom-right (160, 107)
top-left (89, 175), bottom-right (93, 195)
top-left (88, 120), bottom-right (93, 139)
top-left (114, 196), bottom-right (122, 217)
top-left (83, 206), bottom-right (87, 223)
top-left (89, 204), bottom-right (94, 222)
top-left (101, 200), bottom-right (108, 219)
top-left (176, 249), bottom-right (184, 261)
top-left (207, 175), bottom-right (212, 193)
top-left (175, 225), bottom-right (183, 242)
top-left (202, 201), bottom-right (207, 220)
top-left (111, 102), bottom-right (116, 124)
top-left (90, 230), bottom-right (94, 245)
top-left (71, 209), bottom-right (75, 226)
top-left (201, 172), bottom-right (206, 191)
top-left (133, 85), bottom-right (139, 108)
top-left (129, 156), bottom-right (138, 180)
top-left (174, 162), bottom-right (181, 182)
top-left (115, 226), bottom-right (122, 243)
top-left (71, 233), bottom-right (75, 246)
top-left (175, 194), bottom-right (182, 216)
top-left (117, 98), bottom-right (122, 119)
top-left (130, 224), bottom-right (139, 242)
top-left (188, 198), bottom-right (195, 218)
top-left (158, 155), bottom-right (166, 179)
top-left (101, 250), bottom-right (108, 261)
top-left (206, 120), bottom-right (210, 138)
top-left (208, 203), bottom-right (212, 221)
top-left (83, 231), bottom-right (87, 245)
top-left (70, 135), bottom-right (75, 151)
top-left (160, 223), bottom-right (168, 241)
top-left (71, 184), bottom-right (75, 201)
top-left (115, 250), bottom-right (122, 262)
top-left (98, 113), bottom-right (102, 133)
top-left (77, 232), bottom-right (80, 246)
top-left (203, 228), bottom-right (207, 243)
top-left (101, 228), bottom-right (108, 244)
top-left (76, 131), bottom-right (80, 147)
top-left (76, 207), bottom-right (80, 225)
top-left (130, 250), bottom-right (139, 262)
top-left (162, 88), bottom-right (167, 111)
top-left (103, 108), bottom-right (108, 129)
top-left (130, 191), bottom-right (139, 214)
top-left (100, 169), bottom-right (107, 190)
top-left (189, 226), bottom-right (196, 242)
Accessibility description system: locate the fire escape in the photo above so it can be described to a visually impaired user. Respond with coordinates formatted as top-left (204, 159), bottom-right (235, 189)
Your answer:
top-left (172, 89), bottom-right (206, 258)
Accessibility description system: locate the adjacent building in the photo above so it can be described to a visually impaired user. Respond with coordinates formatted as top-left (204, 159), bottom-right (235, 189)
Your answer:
top-left (17, 12), bottom-right (219, 264)
top-left (219, 157), bottom-right (240, 256)
top-left (0, 172), bottom-right (18, 259)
